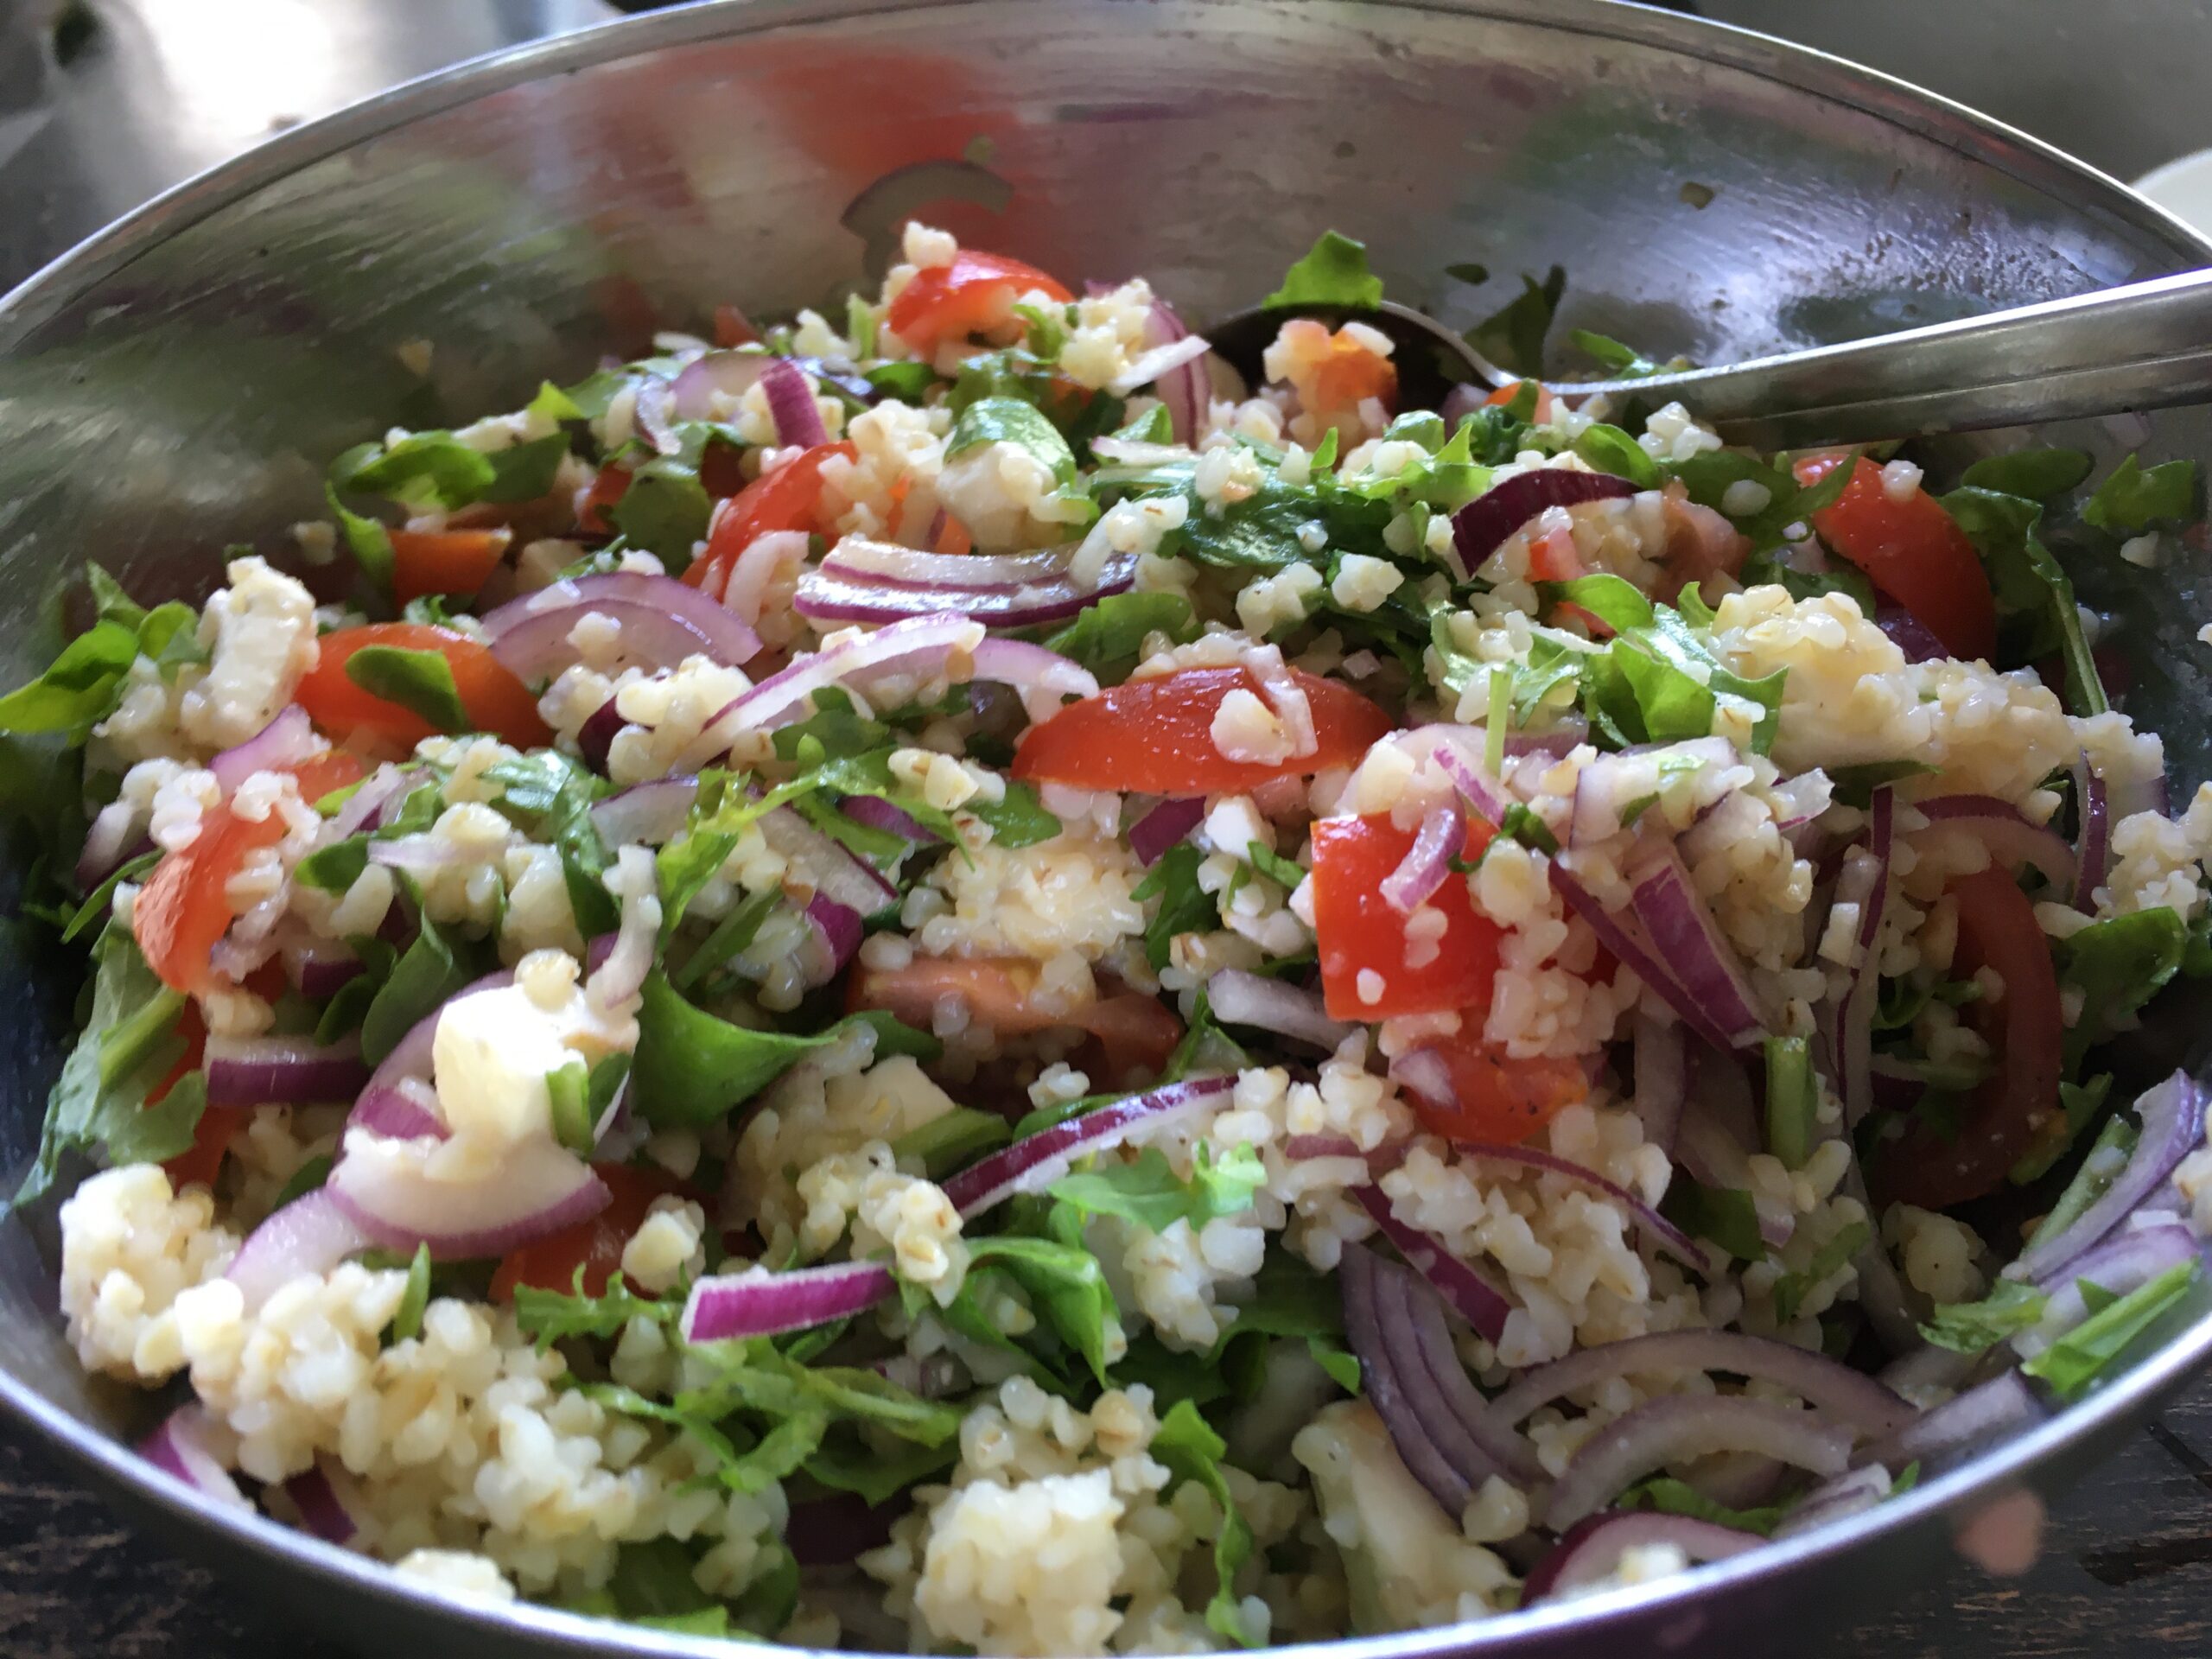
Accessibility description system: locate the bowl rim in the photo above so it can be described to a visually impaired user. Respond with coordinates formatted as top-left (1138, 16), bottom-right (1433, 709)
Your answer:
top-left (4, 1), bottom-right (2210, 1653)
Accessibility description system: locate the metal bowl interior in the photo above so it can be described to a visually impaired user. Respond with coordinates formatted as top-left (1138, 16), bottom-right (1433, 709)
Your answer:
top-left (3, 2), bottom-right (2211, 1655)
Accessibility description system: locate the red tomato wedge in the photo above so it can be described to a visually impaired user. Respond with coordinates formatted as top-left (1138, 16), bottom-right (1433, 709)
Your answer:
top-left (152, 1001), bottom-right (240, 1190)
top-left (576, 463), bottom-right (631, 536)
top-left (1796, 454), bottom-right (1997, 663)
top-left (1311, 811), bottom-right (1504, 1020)
top-left (295, 623), bottom-right (551, 753)
top-left (390, 529), bottom-right (511, 606)
top-left (1395, 1031), bottom-right (1589, 1146)
top-left (491, 1163), bottom-right (695, 1302)
top-left (846, 956), bottom-right (1183, 1082)
top-left (1011, 667), bottom-right (1393, 795)
top-left (1873, 866), bottom-right (2063, 1210)
top-left (685, 441), bottom-right (855, 594)
top-left (885, 250), bottom-right (1073, 356)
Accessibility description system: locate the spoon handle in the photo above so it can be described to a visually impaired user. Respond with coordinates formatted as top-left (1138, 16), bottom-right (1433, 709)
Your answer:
top-left (1574, 267), bottom-right (2212, 448)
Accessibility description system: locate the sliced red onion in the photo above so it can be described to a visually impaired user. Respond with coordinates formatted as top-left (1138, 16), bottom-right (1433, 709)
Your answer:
top-left (1771, 1463), bottom-right (1895, 1541)
top-left (1770, 769), bottom-right (1835, 831)
top-left (1631, 1008), bottom-right (1688, 1154)
top-left (805, 893), bottom-right (864, 974)
top-left (1569, 736), bottom-right (1737, 846)
top-left (139, 1407), bottom-right (248, 1509)
top-left (2013, 1069), bottom-right (2205, 1285)
top-left (1676, 1046), bottom-right (1760, 1192)
top-left (283, 1459), bottom-right (366, 1545)
top-left (757, 804), bottom-right (899, 915)
top-left (670, 349), bottom-right (770, 421)
top-left (716, 528), bottom-right (812, 629)
top-left (366, 836), bottom-right (465, 876)
top-left (1205, 969), bottom-right (1354, 1052)
top-left (353, 969), bottom-right (512, 1112)
top-left (590, 853), bottom-right (660, 1007)
top-left (1351, 1185), bottom-right (1511, 1344)
top-left (204, 1033), bottom-right (370, 1108)
top-left (327, 766), bottom-right (417, 840)
top-left (696, 613), bottom-right (987, 747)
top-left (1395, 1266), bottom-right (1545, 1484)
top-left (1452, 468), bottom-right (1640, 568)
top-left (578, 696), bottom-right (624, 772)
top-left (482, 573), bottom-right (762, 667)
top-left (633, 375), bottom-right (680, 457)
top-left (1286, 1134), bottom-right (1407, 1174)
top-left (1522, 1510), bottom-right (1764, 1603)
top-left (211, 705), bottom-right (321, 796)
top-left (283, 939), bottom-right (364, 1001)
top-left (682, 1261), bottom-right (896, 1343)
top-left (1504, 719), bottom-right (1590, 761)
top-left (1486, 1330), bottom-right (1914, 1434)
top-left (2018, 1222), bottom-right (2200, 1357)
top-left (1381, 801), bottom-right (1462, 914)
top-left (941, 1077), bottom-right (1235, 1217)
top-left (1340, 1245), bottom-right (1481, 1512)
top-left (1828, 787), bottom-right (1894, 1128)
top-left (1836, 1152), bottom-right (1922, 1356)
top-left (226, 1188), bottom-right (372, 1313)
top-left (1452, 1142), bottom-right (1706, 1268)
top-left (822, 540), bottom-right (1082, 592)
top-left (795, 561), bottom-right (1137, 632)
top-left (1128, 798), bottom-right (1204, 867)
top-left (824, 793), bottom-right (933, 850)
top-left (75, 805), bottom-right (146, 891)
top-left (1140, 301), bottom-right (1209, 445)
top-left (1546, 1395), bottom-right (1857, 1531)
top-left (351, 1079), bottom-right (446, 1141)
top-left (489, 600), bottom-right (726, 684)
top-left (328, 1132), bottom-right (610, 1260)
top-left (1874, 603), bottom-right (1946, 664)
top-left (1087, 435), bottom-right (1189, 466)
top-left (1627, 842), bottom-right (1768, 1048)
top-left (761, 357), bottom-right (829, 448)
top-left (1914, 794), bottom-right (2077, 893)
top-left (969, 637), bottom-right (1102, 724)
top-left (588, 776), bottom-right (701, 848)
top-left (1856, 1370), bottom-right (2041, 1477)
top-left (1110, 331), bottom-right (1213, 397)
top-left (2107, 770), bottom-right (2170, 823)
top-left (2073, 753), bottom-right (2110, 913)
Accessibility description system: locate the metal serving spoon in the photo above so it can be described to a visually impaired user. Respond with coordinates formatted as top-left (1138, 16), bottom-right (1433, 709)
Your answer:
top-left (1205, 267), bottom-right (2212, 448)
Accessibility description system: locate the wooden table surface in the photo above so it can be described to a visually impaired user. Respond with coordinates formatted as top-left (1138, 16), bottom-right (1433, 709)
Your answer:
top-left (5, 1378), bottom-right (2212, 1658)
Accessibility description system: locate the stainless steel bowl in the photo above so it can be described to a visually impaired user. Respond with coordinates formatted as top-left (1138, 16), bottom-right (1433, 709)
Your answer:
top-left (3, 3), bottom-right (2210, 1655)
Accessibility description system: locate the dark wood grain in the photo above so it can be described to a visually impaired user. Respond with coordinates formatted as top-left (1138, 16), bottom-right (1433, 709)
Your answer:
top-left (6, 1379), bottom-right (2212, 1656)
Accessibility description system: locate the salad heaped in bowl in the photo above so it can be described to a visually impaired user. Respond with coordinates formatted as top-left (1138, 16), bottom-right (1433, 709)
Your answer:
top-left (16, 222), bottom-right (2212, 1650)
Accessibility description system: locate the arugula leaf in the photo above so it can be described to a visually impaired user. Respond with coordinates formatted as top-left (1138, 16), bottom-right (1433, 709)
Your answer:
top-left (1920, 1276), bottom-right (2049, 1355)
top-left (1263, 231), bottom-right (1384, 309)
top-left (1152, 1400), bottom-right (1261, 1647)
top-left (484, 434), bottom-right (573, 505)
top-left (344, 645), bottom-right (469, 734)
top-left (1050, 1143), bottom-right (1266, 1234)
top-left (1567, 328), bottom-right (1665, 379)
top-left (336, 432), bottom-right (498, 512)
top-left (2082, 453), bottom-right (2200, 533)
top-left (359, 907), bottom-right (481, 1066)
top-left (1465, 266), bottom-right (1565, 379)
top-left (891, 1106), bottom-right (1012, 1179)
top-left (631, 969), bottom-right (938, 1128)
top-left (2054, 907), bottom-right (2184, 1075)
top-left (674, 889), bottom-right (779, 995)
top-left (1044, 591), bottom-right (1198, 683)
top-left (274, 1153), bottom-right (334, 1208)
top-left (1622, 1476), bottom-right (1783, 1537)
top-left (1246, 842), bottom-right (1306, 892)
top-left (1666, 449), bottom-right (1856, 550)
top-left (948, 397), bottom-right (1083, 486)
top-left (1764, 1034), bottom-right (1815, 1170)
top-left (1119, 454), bottom-right (1395, 575)
top-left (1942, 486), bottom-right (2106, 715)
top-left (866, 360), bottom-right (938, 402)
top-left (1738, 547), bottom-right (1878, 612)
top-left (0, 620), bottom-right (139, 734)
top-left (1114, 404), bottom-right (1175, 445)
top-left (607, 1539), bottom-right (718, 1621)
top-left (955, 1231), bottom-right (1123, 1386)
top-left (607, 457), bottom-right (712, 573)
top-left (969, 779), bottom-right (1063, 849)
top-left (1535, 573), bottom-right (1654, 634)
top-left (513, 1268), bottom-right (677, 1349)
top-left (2013, 1075), bottom-right (2114, 1187)
top-left (294, 836), bottom-right (369, 893)
top-left (2023, 1260), bottom-right (2201, 1400)
top-left (2024, 1113), bottom-right (2137, 1260)
top-left (1771, 1219), bottom-right (1871, 1324)
top-left (61, 849), bottom-right (160, 943)
top-left (1961, 448), bottom-right (2093, 500)
top-left (1827, 759), bottom-right (1939, 809)
top-left (16, 930), bottom-right (208, 1207)
top-left (389, 1243), bottom-right (432, 1344)
top-left (1580, 600), bottom-right (1786, 755)
top-left (1572, 423), bottom-right (1662, 489)
top-left (485, 750), bottom-right (617, 938)
top-left (769, 686), bottom-right (890, 764)
top-left (804, 1431), bottom-right (960, 1507)
top-left (1658, 1176), bottom-right (1765, 1263)
top-left (1133, 842), bottom-right (1217, 972)
top-left (325, 484), bottom-right (396, 586)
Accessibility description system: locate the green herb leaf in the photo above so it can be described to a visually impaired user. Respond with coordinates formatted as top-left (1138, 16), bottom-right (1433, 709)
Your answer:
top-left (1658, 1176), bottom-right (1766, 1262)
top-left (1961, 448), bottom-right (2093, 500)
top-left (1567, 329), bottom-right (1666, 379)
top-left (1044, 591), bottom-right (1198, 683)
top-left (389, 1243), bottom-right (432, 1343)
top-left (1921, 1276), bottom-right (2049, 1355)
top-left (2083, 453), bottom-right (2200, 532)
top-left (948, 397), bottom-right (1086, 493)
top-left (2023, 1260), bottom-right (2200, 1400)
top-left (969, 779), bottom-right (1063, 849)
top-left (359, 907), bottom-right (481, 1066)
top-left (1622, 1475), bottom-right (1783, 1536)
top-left (1152, 1400), bottom-right (1261, 1647)
top-left (1133, 842), bottom-right (1217, 972)
top-left (337, 432), bottom-right (498, 513)
top-left (1772, 1220), bottom-right (1871, 1324)
top-left (513, 1268), bottom-right (677, 1349)
top-left (607, 458), bottom-right (712, 574)
top-left (1535, 573), bottom-right (1655, 634)
top-left (1940, 485), bottom-right (2107, 715)
top-left (1572, 423), bottom-right (1662, 489)
top-left (0, 620), bottom-right (140, 734)
top-left (890, 1106), bottom-right (1012, 1180)
top-left (1764, 1034), bottom-right (1815, 1170)
top-left (344, 645), bottom-right (469, 734)
top-left (1465, 266), bottom-right (1565, 379)
top-left (1050, 1142), bottom-right (1267, 1235)
top-left (2024, 1112), bottom-right (2137, 1260)
top-left (294, 835), bottom-right (369, 893)
top-left (1263, 231), bottom-right (1384, 309)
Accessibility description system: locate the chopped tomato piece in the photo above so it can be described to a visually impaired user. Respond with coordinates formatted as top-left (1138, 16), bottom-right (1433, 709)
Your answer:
top-left (1485, 379), bottom-right (1556, 424)
top-left (698, 440), bottom-right (749, 500)
top-left (136, 810), bottom-right (288, 994)
top-left (1397, 1032), bottom-right (1588, 1145)
top-left (1011, 667), bottom-right (1393, 795)
top-left (490, 1163), bottom-right (694, 1302)
top-left (932, 513), bottom-right (974, 557)
top-left (390, 528), bottom-right (512, 606)
top-left (1796, 454), bottom-right (1997, 663)
top-left (713, 303), bottom-right (760, 348)
top-left (1308, 330), bottom-right (1399, 424)
top-left (885, 250), bottom-right (1072, 356)
top-left (1873, 866), bottom-right (2063, 1209)
top-left (685, 441), bottom-right (855, 594)
top-left (152, 1002), bottom-right (239, 1190)
top-left (295, 622), bottom-right (550, 753)
top-left (1311, 811), bottom-right (1504, 1020)
top-left (846, 956), bottom-right (1182, 1081)
top-left (576, 463), bottom-right (632, 536)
